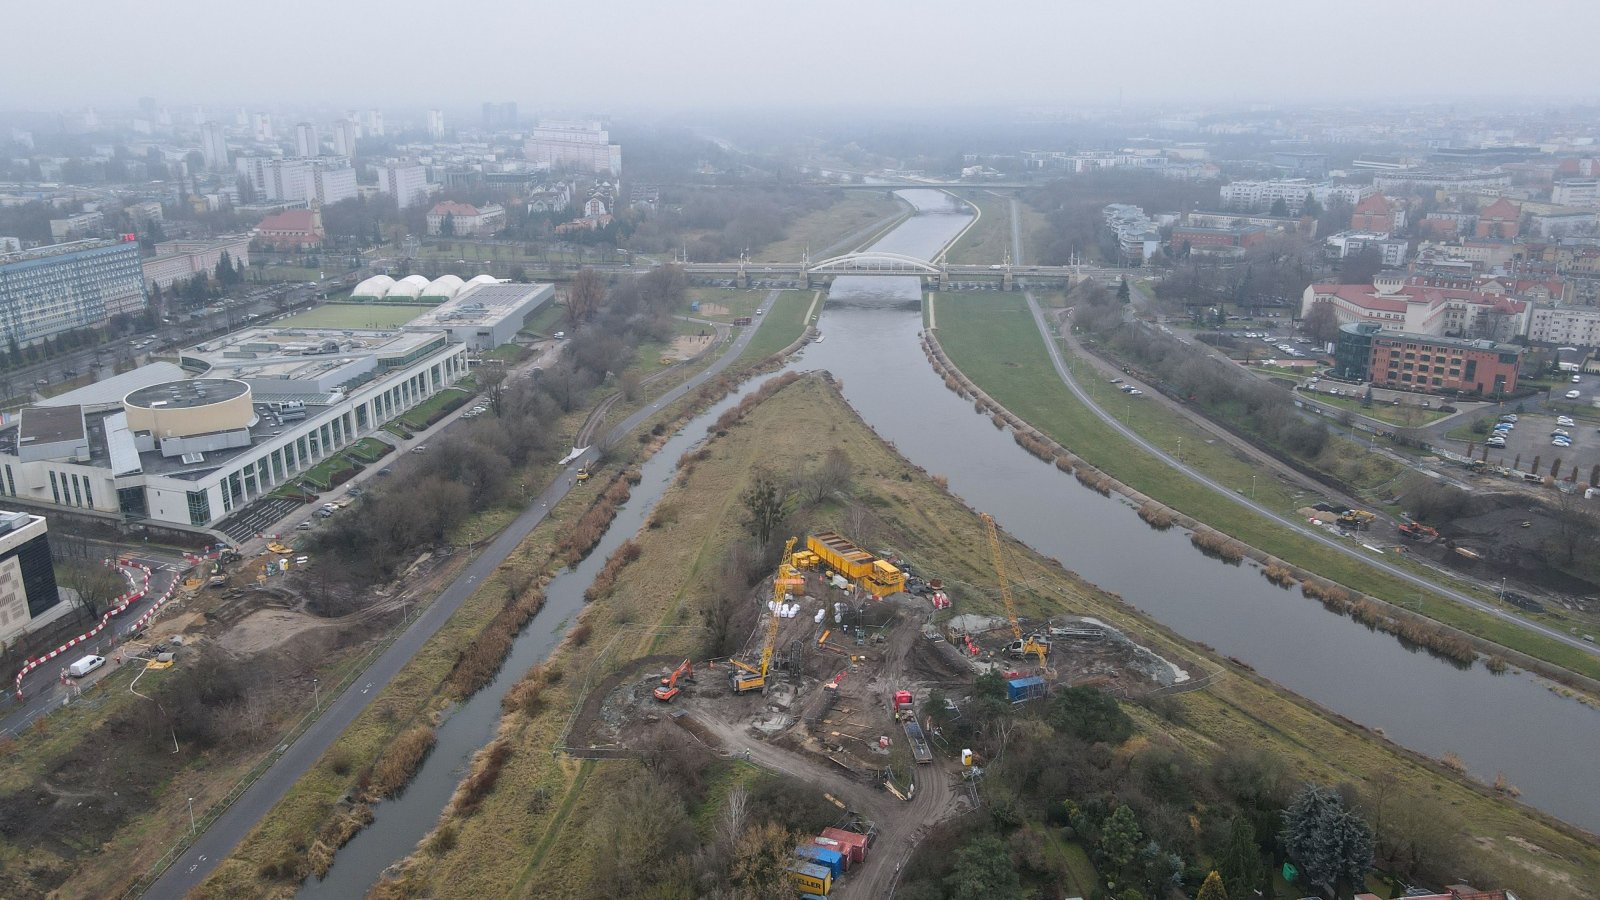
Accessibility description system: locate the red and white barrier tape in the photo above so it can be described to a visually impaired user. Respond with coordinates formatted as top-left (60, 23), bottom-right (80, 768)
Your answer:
top-left (11, 563), bottom-right (167, 700)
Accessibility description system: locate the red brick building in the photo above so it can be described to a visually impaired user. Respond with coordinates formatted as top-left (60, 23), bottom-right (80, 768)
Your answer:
top-left (1474, 197), bottom-right (1521, 239)
top-left (1340, 323), bottom-right (1521, 395)
top-left (253, 208), bottom-right (324, 250)
top-left (1170, 224), bottom-right (1267, 255)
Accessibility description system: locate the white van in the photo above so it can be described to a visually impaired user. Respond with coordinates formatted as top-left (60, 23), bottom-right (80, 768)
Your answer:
top-left (68, 655), bottom-right (105, 678)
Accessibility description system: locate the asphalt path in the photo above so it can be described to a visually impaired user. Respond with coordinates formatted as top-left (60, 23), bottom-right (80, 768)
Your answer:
top-left (1, 553), bottom-right (186, 735)
top-left (146, 290), bottom-right (783, 897)
top-left (1025, 290), bottom-right (1600, 660)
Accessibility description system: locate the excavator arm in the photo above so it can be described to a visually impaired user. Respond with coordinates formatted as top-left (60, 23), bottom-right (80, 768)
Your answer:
top-left (983, 513), bottom-right (1049, 670)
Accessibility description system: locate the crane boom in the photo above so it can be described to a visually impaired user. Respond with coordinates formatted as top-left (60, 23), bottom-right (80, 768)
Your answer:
top-left (732, 537), bottom-right (798, 693)
top-left (982, 513), bottom-right (1048, 668)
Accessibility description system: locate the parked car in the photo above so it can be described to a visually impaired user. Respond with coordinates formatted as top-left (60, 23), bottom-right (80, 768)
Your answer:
top-left (67, 655), bottom-right (105, 678)
top-left (1565, 390), bottom-right (1582, 399)
top-left (1557, 416), bottom-right (1576, 427)
top-left (1500, 414), bottom-right (1519, 423)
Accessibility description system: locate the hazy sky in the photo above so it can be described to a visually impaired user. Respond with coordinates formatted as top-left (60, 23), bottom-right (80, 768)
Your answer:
top-left (6, 0), bottom-right (1600, 111)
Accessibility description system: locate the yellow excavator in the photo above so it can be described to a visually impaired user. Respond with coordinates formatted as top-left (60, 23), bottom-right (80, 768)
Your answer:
top-left (982, 513), bottom-right (1050, 669)
top-left (730, 537), bottom-right (801, 693)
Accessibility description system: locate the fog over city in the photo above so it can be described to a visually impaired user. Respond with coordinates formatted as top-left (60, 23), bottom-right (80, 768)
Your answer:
top-left (5, 0), bottom-right (1600, 108)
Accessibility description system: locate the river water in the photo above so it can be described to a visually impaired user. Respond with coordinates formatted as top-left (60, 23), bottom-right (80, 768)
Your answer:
top-left (307, 190), bottom-right (1599, 894)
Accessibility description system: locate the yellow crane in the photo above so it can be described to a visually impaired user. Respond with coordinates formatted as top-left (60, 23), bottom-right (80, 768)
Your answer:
top-left (730, 537), bottom-right (800, 693)
top-left (981, 513), bottom-right (1049, 669)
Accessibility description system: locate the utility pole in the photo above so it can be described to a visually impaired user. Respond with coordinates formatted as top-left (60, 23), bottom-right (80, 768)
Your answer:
top-left (188, 796), bottom-right (196, 835)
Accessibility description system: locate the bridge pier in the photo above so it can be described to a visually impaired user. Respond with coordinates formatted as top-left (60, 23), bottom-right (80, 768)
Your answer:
top-left (1002, 271), bottom-right (1015, 292)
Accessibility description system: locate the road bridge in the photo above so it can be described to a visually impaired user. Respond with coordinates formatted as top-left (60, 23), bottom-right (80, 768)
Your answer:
top-left (679, 251), bottom-right (1136, 291)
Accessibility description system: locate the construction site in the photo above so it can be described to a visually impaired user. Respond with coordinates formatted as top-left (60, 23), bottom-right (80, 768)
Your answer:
top-left (564, 524), bottom-right (1195, 896)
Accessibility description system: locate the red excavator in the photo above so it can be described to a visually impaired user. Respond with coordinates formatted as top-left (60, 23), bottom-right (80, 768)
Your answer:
top-left (654, 659), bottom-right (695, 702)
top-left (1398, 521), bottom-right (1439, 540)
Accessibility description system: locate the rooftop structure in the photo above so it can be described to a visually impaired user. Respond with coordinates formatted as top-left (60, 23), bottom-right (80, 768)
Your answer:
top-left (404, 282), bottom-right (554, 349)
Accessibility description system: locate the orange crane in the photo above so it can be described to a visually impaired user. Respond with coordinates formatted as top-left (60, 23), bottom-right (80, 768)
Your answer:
top-left (730, 537), bottom-right (800, 693)
top-left (981, 513), bottom-right (1050, 669)
top-left (654, 659), bottom-right (694, 702)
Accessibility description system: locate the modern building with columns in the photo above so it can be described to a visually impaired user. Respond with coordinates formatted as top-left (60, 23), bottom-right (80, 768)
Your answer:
top-left (0, 323), bottom-right (469, 530)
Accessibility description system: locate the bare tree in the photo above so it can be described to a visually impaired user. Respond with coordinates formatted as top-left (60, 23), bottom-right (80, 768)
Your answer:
top-left (566, 268), bottom-right (606, 328)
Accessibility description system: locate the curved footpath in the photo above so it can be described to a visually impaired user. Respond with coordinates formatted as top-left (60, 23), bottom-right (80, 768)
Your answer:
top-left (1010, 289), bottom-right (1600, 665)
top-left (146, 291), bottom-right (786, 898)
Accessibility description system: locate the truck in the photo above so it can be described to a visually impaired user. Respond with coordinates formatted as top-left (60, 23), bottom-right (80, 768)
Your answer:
top-left (68, 655), bottom-right (105, 678)
top-left (903, 719), bottom-right (934, 764)
top-left (803, 532), bottom-right (906, 598)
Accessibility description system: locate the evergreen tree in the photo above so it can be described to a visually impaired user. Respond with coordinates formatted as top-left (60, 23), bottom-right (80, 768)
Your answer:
top-left (1269, 198), bottom-right (1290, 217)
top-left (1280, 784), bottom-right (1374, 897)
top-left (1117, 276), bottom-right (1131, 304)
top-left (1099, 804), bottom-right (1143, 875)
top-left (441, 212), bottom-right (456, 236)
top-left (1196, 870), bottom-right (1228, 900)
top-left (943, 835), bottom-right (1022, 900)
top-left (1218, 817), bottom-right (1265, 896)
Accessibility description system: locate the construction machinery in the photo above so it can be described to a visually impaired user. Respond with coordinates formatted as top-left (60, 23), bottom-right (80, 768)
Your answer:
top-left (1398, 521), bottom-right (1439, 540)
top-left (731, 537), bottom-right (801, 694)
top-left (1337, 509), bottom-right (1376, 530)
top-left (575, 465), bottom-right (591, 484)
top-left (799, 532), bottom-right (905, 598)
top-left (981, 513), bottom-right (1050, 668)
top-left (653, 659), bottom-right (694, 702)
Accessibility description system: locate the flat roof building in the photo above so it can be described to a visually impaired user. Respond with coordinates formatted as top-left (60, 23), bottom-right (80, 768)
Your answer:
top-left (1335, 322), bottom-right (1520, 396)
top-left (0, 239), bottom-right (147, 345)
top-left (0, 511), bottom-right (62, 646)
top-left (404, 282), bottom-right (553, 350)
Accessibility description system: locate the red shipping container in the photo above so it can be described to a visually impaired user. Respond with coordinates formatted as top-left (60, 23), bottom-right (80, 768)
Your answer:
top-left (812, 836), bottom-right (851, 870)
top-left (821, 827), bottom-right (868, 865)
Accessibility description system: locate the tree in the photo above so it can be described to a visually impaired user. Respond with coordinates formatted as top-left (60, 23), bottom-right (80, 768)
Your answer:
top-left (440, 212), bottom-right (455, 236)
top-left (1269, 198), bottom-right (1290, 217)
top-left (944, 835), bottom-right (1022, 900)
top-left (1117, 276), bottom-right (1131, 304)
top-left (478, 365), bottom-right (508, 417)
top-left (1280, 784), bottom-right (1374, 897)
top-left (1196, 870), bottom-right (1229, 900)
top-left (1048, 685), bottom-right (1134, 744)
top-left (1303, 301), bottom-right (1340, 345)
top-left (730, 819), bottom-right (799, 899)
top-left (566, 267), bottom-right (606, 327)
top-left (741, 469), bottom-right (788, 547)
top-left (1099, 803), bottom-right (1143, 875)
top-left (1217, 818), bottom-right (1263, 899)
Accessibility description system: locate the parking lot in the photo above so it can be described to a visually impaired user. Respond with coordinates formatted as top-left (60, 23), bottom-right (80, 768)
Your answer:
top-left (1470, 410), bottom-right (1600, 478)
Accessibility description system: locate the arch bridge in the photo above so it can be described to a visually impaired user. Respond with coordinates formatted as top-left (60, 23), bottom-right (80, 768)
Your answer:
top-left (678, 251), bottom-right (1122, 291)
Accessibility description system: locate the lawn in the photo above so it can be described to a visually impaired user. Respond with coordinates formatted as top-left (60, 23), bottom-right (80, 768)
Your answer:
top-left (521, 301), bottom-right (567, 337)
top-left (300, 454), bottom-right (357, 490)
top-left (278, 304), bottom-right (424, 330)
top-left (935, 292), bottom-right (1600, 682)
top-left (942, 190), bottom-right (1012, 264)
top-left (1298, 390), bottom-right (1452, 427)
top-left (683, 287), bottom-right (764, 321)
top-left (755, 191), bottom-right (906, 261)
top-left (399, 387), bottom-right (472, 430)
top-left (731, 291), bottom-right (816, 368)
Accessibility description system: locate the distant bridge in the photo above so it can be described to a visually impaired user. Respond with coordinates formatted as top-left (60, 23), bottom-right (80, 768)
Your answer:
top-left (678, 251), bottom-right (1134, 291)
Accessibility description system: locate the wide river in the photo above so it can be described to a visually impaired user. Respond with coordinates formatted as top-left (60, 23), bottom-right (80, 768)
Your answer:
top-left (305, 189), bottom-right (1599, 896)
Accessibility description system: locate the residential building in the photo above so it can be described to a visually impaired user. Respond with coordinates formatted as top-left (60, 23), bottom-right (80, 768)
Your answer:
top-left (426, 201), bottom-right (505, 236)
top-left (377, 161), bottom-right (429, 209)
top-left (1421, 211), bottom-right (1474, 238)
top-left (49, 211), bottom-right (104, 243)
top-left (1325, 231), bottom-right (1409, 267)
top-left (294, 122), bottom-right (319, 158)
top-left (1551, 179), bottom-right (1600, 208)
top-left (1475, 197), bottom-right (1521, 239)
top-left (1302, 280), bottom-right (1529, 342)
top-left (481, 101), bottom-right (518, 130)
top-left (1349, 193), bottom-right (1402, 234)
top-left (1372, 169), bottom-right (1512, 192)
top-left (426, 109), bottom-right (445, 140)
top-left (0, 511), bottom-right (62, 646)
top-left (1528, 307), bottom-right (1600, 347)
top-left (1334, 322), bottom-right (1520, 395)
top-left (1528, 210), bottom-right (1598, 238)
top-left (403, 282), bottom-right (554, 350)
top-left (1185, 211), bottom-right (1313, 238)
top-left (127, 201), bottom-right (163, 225)
top-left (0, 239), bottom-right (147, 345)
top-left (0, 238), bottom-right (20, 253)
top-left (236, 157), bottom-right (358, 206)
top-left (524, 120), bottom-right (622, 175)
top-left (332, 119), bottom-right (359, 158)
top-left (0, 325), bottom-right (470, 531)
top-left (141, 235), bottom-right (252, 291)
top-left (1102, 204), bottom-right (1162, 263)
top-left (363, 109), bottom-right (385, 137)
top-left (200, 121), bottom-right (229, 171)
top-left (252, 112), bottom-right (273, 141)
top-left (253, 208), bottom-right (324, 250)
top-left (1219, 180), bottom-right (1375, 213)
top-left (1171, 224), bottom-right (1267, 256)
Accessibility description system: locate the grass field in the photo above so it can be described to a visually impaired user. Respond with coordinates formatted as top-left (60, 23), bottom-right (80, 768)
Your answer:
top-left (943, 190), bottom-right (1050, 265)
top-left (731, 291), bottom-right (816, 368)
top-left (1301, 390), bottom-right (1452, 427)
top-left (278, 304), bottom-right (424, 330)
top-left (363, 374), bottom-right (1599, 899)
top-left (934, 292), bottom-right (1600, 682)
top-left (755, 192), bottom-right (906, 261)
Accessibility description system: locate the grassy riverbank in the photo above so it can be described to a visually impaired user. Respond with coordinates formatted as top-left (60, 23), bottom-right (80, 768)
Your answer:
top-left (755, 192), bottom-right (905, 261)
top-left (933, 292), bottom-right (1600, 683)
top-left (370, 375), bottom-right (1596, 898)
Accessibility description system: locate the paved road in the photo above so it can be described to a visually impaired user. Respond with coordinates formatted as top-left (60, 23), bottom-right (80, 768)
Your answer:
top-left (1, 552), bottom-right (186, 736)
top-left (146, 291), bottom-right (785, 898)
top-left (1025, 291), bottom-right (1600, 661)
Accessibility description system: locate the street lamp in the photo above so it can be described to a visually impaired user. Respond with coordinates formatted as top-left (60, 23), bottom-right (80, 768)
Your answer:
top-left (1251, 475), bottom-right (1257, 500)
top-left (312, 678), bottom-right (320, 711)
top-left (187, 796), bottom-right (196, 835)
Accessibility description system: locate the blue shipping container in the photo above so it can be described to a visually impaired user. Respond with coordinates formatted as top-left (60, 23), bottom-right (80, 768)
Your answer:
top-left (1007, 676), bottom-right (1046, 703)
top-left (795, 844), bottom-right (845, 877)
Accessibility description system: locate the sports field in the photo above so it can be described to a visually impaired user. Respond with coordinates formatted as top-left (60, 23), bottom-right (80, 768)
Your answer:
top-left (277, 304), bottom-right (424, 329)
